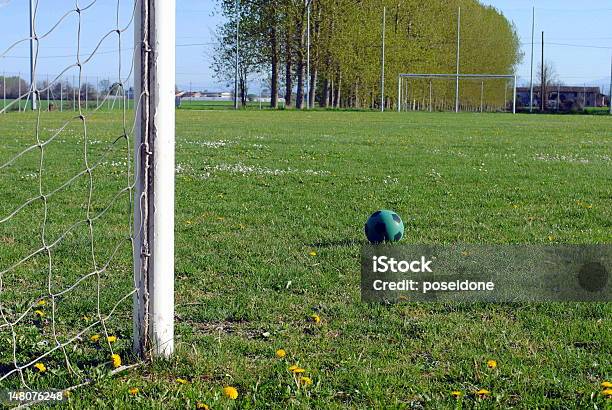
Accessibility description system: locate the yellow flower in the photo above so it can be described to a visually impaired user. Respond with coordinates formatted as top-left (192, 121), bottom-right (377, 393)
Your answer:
top-left (602, 389), bottom-right (612, 397)
top-left (275, 349), bottom-right (286, 359)
top-left (37, 299), bottom-right (46, 306)
top-left (34, 310), bottom-right (44, 317)
top-left (310, 314), bottom-right (321, 324)
top-left (196, 403), bottom-right (210, 410)
top-left (33, 362), bottom-right (46, 373)
top-left (176, 378), bottom-right (189, 384)
top-left (487, 359), bottom-right (497, 369)
top-left (111, 353), bottom-right (121, 368)
top-left (300, 376), bottom-right (313, 386)
top-left (128, 387), bottom-right (139, 396)
top-left (602, 382), bottom-right (612, 388)
top-left (107, 336), bottom-right (117, 343)
top-left (548, 235), bottom-right (555, 242)
top-left (309, 251), bottom-right (317, 257)
top-left (476, 389), bottom-right (490, 397)
top-left (90, 334), bottom-right (101, 342)
top-left (451, 391), bottom-right (462, 398)
top-left (292, 367), bottom-right (306, 374)
top-left (223, 386), bottom-right (238, 400)
top-left (82, 315), bottom-right (90, 322)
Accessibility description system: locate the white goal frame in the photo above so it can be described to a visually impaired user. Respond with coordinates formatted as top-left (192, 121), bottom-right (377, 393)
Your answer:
top-left (133, 0), bottom-right (176, 359)
top-left (398, 73), bottom-right (517, 114)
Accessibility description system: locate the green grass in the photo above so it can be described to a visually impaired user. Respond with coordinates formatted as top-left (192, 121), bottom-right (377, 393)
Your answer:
top-left (0, 110), bottom-right (611, 408)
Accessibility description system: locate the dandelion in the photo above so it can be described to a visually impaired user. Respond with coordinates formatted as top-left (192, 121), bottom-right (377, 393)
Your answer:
top-left (476, 389), bottom-right (490, 397)
top-left (90, 334), bottom-right (101, 342)
top-left (33, 362), bottom-right (46, 373)
top-left (310, 314), bottom-right (321, 324)
top-left (176, 378), bottom-right (189, 384)
top-left (548, 235), bottom-right (555, 242)
top-left (309, 251), bottom-right (317, 257)
top-left (128, 387), bottom-right (139, 396)
top-left (451, 391), bottom-right (462, 398)
top-left (300, 376), bottom-right (313, 386)
top-left (196, 403), bottom-right (210, 410)
top-left (487, 359), bottom-right (497, 369)
top-left (602, 382), bottom-right (612, 388)
top-left (107, 336), bottom-right (117, 343)
top-left (34, 310), bottom-right (44, 318)
top-left (275, 349), bottom-right (286, 358)
top-left (111, 353), bottom-right (121, 368)
top-left (288, 365), bottom-right (299, 371)
top-left (602, 389), bottom-right (612, 397)
top-left (37, 300), bottom-right (46, 306)
top-left (292, 367), bottom-right (306, 374)
top-left (82, 315), bottom-right (91, 322)
top-left (223, 386), bottom-right (238, 400)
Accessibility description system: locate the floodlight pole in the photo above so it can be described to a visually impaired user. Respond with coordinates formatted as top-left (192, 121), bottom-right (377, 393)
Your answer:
top-left (29, 0), bottom-right (37, 110)
top-left (134, 0), bottom-right (176, 359)
top-left (455, 7), bottom-right (461, 113)
top-left (306, 0), bottom-right (311, 110)
top-left (234, 0), bottom-right (240, 110)
top-left (541, 31), bottom-right (544, 112)
top-left (380, 6), bottom-right (386, 112)
top-left (529, 6), bottom-right (535, 112)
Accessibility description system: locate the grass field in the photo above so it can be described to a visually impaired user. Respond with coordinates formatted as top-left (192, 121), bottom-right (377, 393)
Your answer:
top-left (0, 110), bottom-right (611, 408)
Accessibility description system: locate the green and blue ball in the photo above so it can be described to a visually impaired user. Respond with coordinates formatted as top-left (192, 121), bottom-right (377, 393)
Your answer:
top-left (364, 210), bottom-right (404, 243)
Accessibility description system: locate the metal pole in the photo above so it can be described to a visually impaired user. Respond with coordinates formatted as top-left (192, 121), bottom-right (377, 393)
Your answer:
top-left (455, 7), bottom-right (460, 113)
top-left (479, 85), bottom-right (482, 112)
top-left (60, 79), bottom-right (63, 112)
top-left (234, 0), bottom-right (240, 110)
top-left (429, 79), bottom-right (432, 112)
top-left (557, 83), bottom-right (560, 112)
top-left (29, 0), bottom-right (37, 110)
top-left (529, 6), bottom-right (535, 112)
top-left (583, 84), bottom-right (586, 107)
top-left (133, 0), bottom-right (176, 359)
top-left (513, 75), bottom-right (517, 115)
top-left (2, 73), bottom-right (5, 113)
top-left (541, 31), bottom-right (544, 112)
top-left (85, 75), bottom-right (88, 110)
top-left (397, 76), bottom-right (401, 112)
top-left (380, 6), bottom-right (386, 112)
top-left (46, 74), bottom-right (50, 111)
top-left (306, 0), bottom-right (311, 109)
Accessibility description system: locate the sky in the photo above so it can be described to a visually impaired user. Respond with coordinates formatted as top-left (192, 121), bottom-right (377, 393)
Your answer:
top-left (0, 0), bottom-right (611, 92)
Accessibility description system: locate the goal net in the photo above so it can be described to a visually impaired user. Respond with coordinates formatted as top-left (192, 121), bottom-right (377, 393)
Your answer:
top-left (0, 0), bottom-right (175, 395)
top-left (398, 74), bottom-right (517, 114)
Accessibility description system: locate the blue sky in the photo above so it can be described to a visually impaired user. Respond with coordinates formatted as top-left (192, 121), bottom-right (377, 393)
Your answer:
top-left (1, 1), bottom-right (611, 92)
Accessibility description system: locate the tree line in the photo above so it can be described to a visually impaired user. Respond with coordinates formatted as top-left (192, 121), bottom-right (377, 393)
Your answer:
top-left (212, 0), bottom-right (522, 110)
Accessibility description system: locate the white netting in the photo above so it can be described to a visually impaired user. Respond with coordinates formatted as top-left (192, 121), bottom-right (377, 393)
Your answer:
top-left (0, 0), bottom-right (146, 393)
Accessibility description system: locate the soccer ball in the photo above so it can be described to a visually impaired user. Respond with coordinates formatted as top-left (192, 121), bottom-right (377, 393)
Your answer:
top-left (364, 210), bottom-right (404, 243)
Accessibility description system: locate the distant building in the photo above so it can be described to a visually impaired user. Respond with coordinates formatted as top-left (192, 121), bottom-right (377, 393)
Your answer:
top-left (516, 86), bottom-right (609, 109)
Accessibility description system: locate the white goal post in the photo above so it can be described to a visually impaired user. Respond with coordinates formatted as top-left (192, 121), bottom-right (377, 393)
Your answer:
top-left (398, 73), bottom-right (517, 114)
top-left (133, 0), bottom-right (176, 359)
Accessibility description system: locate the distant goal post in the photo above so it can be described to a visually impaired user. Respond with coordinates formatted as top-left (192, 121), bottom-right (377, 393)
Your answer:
top-left (398, 73), bottom-right (517, 114)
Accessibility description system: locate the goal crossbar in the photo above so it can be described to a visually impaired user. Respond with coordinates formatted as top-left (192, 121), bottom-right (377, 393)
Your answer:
top-left (398, 73), bottom-right (517, 114)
